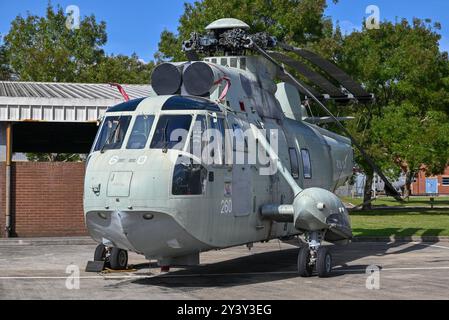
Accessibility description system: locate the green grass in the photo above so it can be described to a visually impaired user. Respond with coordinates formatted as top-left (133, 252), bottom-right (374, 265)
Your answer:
top-left (341, 196), bottom-right (449, 208)
top-left (350, 210), bottom-right (449, 237)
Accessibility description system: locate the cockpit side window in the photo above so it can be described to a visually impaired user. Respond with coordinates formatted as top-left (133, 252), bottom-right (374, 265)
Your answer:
top-left (94, 116), bottom-right (132, 152)
top-left (150, 115), bottom-right (193, 150)
top-left (190, 115), bottom-right (207, 159)
top-left (127, 115), bottom-right (155, 150)
top-left (172, 156), bottom-right (207, 196)
top-left (209, 116), bottom-right (227, 165)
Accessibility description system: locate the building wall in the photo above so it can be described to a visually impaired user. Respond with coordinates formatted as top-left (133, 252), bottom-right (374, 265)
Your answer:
top-left (412, 167), bottom-right (449, 196)
top-left (0, 162), bottom-right (87, 238)
top-left (0, 123), bottom-right (5, 162)
top-left (0, 123), bottom-right (28, 162)
top-left (0, 163), bottom-right (5, 237)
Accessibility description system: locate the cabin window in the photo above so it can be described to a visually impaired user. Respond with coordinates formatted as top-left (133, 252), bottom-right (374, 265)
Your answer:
top-left (301, 149), bottom-right (312, 179)
top-left (150, 115), bottom-right (192, 150)
top-left (94, 116), bottom-right (132, 151)
top-left (232, 122), bottom-right (248, 153)
top-left (289, 148), bottom-right (300, 179)
top-left (172, 157), bottom-right (207, 196)
top-left (127, 115), bottom-right (155, 149)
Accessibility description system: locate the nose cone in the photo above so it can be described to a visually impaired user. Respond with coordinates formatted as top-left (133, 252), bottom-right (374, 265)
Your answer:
top-left (85, 210), bottom-right (210, 260)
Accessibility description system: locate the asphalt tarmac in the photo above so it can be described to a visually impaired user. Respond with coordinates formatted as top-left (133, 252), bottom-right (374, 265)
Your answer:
top-left (0, 239), bottom-right (448, 300)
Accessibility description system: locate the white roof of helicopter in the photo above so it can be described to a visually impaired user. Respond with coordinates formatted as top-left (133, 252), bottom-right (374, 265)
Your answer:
top-left (206, 18), bottom-right (250, 30)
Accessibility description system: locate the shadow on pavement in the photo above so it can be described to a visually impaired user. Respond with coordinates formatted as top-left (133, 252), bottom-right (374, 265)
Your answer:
top-left (131, 234), bottom-right (436, 287)
top-left (133, 248), bottom-right (299, 288)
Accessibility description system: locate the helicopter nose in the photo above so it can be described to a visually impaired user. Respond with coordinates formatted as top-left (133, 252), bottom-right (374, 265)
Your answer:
top-left (86, 211), bottom-right (137, 251)
top-left (107, 171), bottom-right (134, 198)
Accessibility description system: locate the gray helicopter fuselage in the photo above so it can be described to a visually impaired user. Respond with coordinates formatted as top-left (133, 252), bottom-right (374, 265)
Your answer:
top-left (84, 56), bottom-right (353, 265)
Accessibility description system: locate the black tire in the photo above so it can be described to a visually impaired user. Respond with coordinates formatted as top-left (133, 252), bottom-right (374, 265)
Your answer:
top-left (316, 247), bottom-right (332, 278)
top-left (109, 248), bottom-right (128, 270)
top-left (94, 244), bottom-right (106, 262)
top-left (297, 246), bottom-right (314, 277)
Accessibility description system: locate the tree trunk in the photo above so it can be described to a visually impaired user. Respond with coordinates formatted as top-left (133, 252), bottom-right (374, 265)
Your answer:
top-left (404, 170), bottom-right (414, 199)
top-left (363, 173), bottom-right (374, 210)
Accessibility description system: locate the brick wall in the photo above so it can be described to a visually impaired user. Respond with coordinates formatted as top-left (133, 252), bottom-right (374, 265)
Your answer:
top-left (0, 162), bottom-right (87, 238)
top-left (412, 167), bottom-right (449, 196)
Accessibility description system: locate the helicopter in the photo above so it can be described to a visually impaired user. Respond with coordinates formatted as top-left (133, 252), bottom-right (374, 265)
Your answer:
top-left (84, 18), bottom-right (402, 278)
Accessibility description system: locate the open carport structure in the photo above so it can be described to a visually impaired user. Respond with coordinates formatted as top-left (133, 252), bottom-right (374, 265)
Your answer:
top-left (0, 81), bottom-right (152, 238)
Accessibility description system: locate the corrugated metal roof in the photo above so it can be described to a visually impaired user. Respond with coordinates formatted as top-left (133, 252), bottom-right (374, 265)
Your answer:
top-left (0, 81), bottom-right (152, 100)
top-left (0, 81), bottom-right (155, 123)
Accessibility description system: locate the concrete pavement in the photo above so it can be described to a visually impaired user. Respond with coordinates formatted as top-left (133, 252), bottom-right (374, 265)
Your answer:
top-left (0, 240), bottom-right (448, 300)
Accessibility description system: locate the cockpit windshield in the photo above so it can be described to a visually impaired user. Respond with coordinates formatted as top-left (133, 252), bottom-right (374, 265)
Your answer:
top-left (127, 115), bottom-right (155, 149)
top-left (94, 116), bottom-right (132, 152)
top-left (150, 115), bottom-right (192, 150)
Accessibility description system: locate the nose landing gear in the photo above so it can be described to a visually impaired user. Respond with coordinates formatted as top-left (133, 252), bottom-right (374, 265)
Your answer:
top-left (297, 231), bottom-right (333, 278)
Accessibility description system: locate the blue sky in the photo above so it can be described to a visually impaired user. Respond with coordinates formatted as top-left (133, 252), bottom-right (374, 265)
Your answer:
top-left (1, 0), bottom-right (448, 62)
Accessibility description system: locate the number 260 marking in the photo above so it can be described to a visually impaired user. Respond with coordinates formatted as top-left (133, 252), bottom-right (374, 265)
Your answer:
top-left (221, 200), bottom-right (233, 215)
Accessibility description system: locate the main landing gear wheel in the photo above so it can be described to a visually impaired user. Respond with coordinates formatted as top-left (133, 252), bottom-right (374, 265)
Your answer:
top-left (109, 248), bottom-right (128, 270)
top-left (94, 244), bottom-right (107, 262)
top-left (316, 247), bottom-right (332, 278)
top-left (297, 246), bottom-right (314, 277)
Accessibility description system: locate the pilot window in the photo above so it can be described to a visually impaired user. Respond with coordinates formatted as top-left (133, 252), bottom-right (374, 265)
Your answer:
top-left (232, 122), bottom-right (248, 153)
top-left (94, 116), bottom-right (132, 152)
top-left (150, 115), bottom-right (192, 150)
top-left (127, 115), bottom-right (155, 149)
top-left (301, 149), bottom-right (312, 179)
top-left (289, 148), bottom-right (300, 179)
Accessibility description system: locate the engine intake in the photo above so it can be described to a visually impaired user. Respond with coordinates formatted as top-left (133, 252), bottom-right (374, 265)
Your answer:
top-left (151, 63), bottom-right (185, 95)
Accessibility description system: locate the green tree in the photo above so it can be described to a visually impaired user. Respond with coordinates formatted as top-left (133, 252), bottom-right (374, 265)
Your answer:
top-left (25, 153), bottom-right (84, 162)
top-left (4, 4), bottom-right (107, 82)
top-left (0, 40), bottom-right (13, 80)
top-left (3, 4), bottom-right (155, 84)
top-left (156, 0), bottom-right (338, 62)
top-left (2, 4), bottom-right (154, 162)
top-left (88, 53), bottom-right (154, 84)
top-left (337, 19), bottom-right (449, 204)
top-left (371, 104), bottom-right (449, 198)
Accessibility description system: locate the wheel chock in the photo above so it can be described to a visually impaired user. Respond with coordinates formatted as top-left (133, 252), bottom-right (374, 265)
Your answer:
top-left (85, 261), bottom-right (106, 273)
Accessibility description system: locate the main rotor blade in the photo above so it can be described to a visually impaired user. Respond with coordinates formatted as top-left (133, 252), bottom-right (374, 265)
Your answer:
top-left (254, 43), bottom-right (403, 202)
top-left (268, 51), bottom-right (346, 98)
top-left (277, 71), bottom-right (325, 100)
top-left (279, 42), bottom-right (373, 100)
top-left (304, 116), bottom-right (355, 125)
